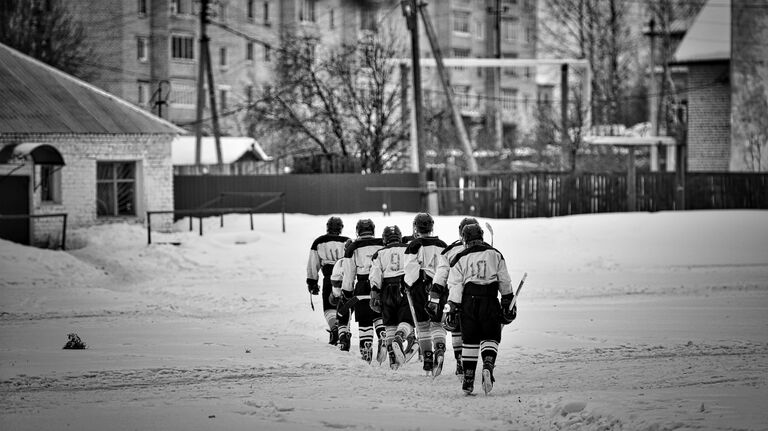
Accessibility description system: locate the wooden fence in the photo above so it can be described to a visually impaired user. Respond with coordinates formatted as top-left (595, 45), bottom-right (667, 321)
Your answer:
top-left (174, 172), bottom-right (767, 219)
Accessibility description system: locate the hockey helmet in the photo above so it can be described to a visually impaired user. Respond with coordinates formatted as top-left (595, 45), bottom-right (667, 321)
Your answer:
top-left (382, 225), bottom-right (402, 245)
top-left (356, 218), bottom-right (375, 236)
top-left (413, 212), bottom-right (434, 234)
top-left (326, 216), bottom-right (343, 234)
top-left (458, 217), bottom-right (478, 236)
top-left (461, 223), bottom-right (484, 244)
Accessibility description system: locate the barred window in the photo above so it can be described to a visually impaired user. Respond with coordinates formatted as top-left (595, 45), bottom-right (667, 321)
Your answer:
top-left (40, 165), bottom-right (61, 204)
top-left (453, 11), bottom-right (470, 34)
top-left (97, 162), bottom-right (136, 217)
top-left (171, 35), bottom-right (194, 60)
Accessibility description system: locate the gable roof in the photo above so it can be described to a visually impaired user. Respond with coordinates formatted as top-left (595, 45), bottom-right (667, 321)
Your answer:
top-left (0, 43), bottom-right (186, 135)
top-left (172, 136), bottom-right (272, 165)
top-left (674, 0), bottom-right (730, 63)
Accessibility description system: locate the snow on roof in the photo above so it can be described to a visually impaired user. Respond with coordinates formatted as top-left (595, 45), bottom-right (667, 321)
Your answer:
top-left (673, 0), bottom-right (731, 63)
top-left (172, 136), bottom-right (272, 165)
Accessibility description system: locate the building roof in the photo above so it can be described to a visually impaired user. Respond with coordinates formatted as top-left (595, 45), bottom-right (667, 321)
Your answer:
top-left (674, 0), bottom-right (731, 63)
top-left (0, 43), bottom-right (186, 135)
top-left (172, 136), bottom-right (272, 165)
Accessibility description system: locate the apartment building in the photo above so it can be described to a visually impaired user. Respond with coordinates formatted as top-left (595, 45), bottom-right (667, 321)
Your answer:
top-left (419, 0), bottom-right (539, 138)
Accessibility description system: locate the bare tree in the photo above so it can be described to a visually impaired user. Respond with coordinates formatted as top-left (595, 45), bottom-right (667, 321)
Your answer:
top-left (0, 0), bottom-right (96, 79)
top-left (246, 29), bottom-right (408, 173)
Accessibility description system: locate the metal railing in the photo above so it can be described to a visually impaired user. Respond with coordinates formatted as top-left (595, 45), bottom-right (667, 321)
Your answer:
top-left (0, 213), bottom-right (68, 249)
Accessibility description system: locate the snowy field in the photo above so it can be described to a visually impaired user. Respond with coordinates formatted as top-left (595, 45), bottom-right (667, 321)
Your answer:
top-left (1, 210), bottom-right (767, 431)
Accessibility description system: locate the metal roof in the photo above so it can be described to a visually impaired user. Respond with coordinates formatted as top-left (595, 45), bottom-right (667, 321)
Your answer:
top-left (172, 136), bottom-right (272, 165)
top-left (674, 0), bottom-right (730, 63)
top-left (0, 43), bottom-right (186, 135)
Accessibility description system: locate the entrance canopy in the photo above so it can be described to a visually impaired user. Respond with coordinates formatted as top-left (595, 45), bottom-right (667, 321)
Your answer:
top-left (0, 143), bottom-right (65, 165)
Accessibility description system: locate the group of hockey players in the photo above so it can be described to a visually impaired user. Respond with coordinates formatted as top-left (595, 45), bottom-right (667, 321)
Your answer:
top-left (306, 213), bottom-right (518, 395)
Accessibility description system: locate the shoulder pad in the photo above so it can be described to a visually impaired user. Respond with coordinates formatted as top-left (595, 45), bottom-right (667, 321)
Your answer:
top-left (311, 234), bottom-right (349, 250)
top-left (345, 237), bottom-right (384, 258)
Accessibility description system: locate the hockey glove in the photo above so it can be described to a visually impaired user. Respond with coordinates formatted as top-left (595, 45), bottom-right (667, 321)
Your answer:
top-left (338, 289), bottom-right (354, 307)
top-left (442, 301), bottom-right (461, 332)
top-left (306, 279), bottom-right (320, 295)
top-left (500, 293), bottom-right (517, 324)
top-left (369, 288), bottom-right (381, 313)
top-left (425, 296), bottom-right (441, 321)
top-left (329, 292), bottom-right (340, 307)
top-left (429, 283), bottom-right (446, 297)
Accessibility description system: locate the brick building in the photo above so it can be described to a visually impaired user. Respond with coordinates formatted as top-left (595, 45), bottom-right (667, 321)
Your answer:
top-left (0, 43), bottom-right (183, 247)
top-left (673, 0), bottom-right (768, 172)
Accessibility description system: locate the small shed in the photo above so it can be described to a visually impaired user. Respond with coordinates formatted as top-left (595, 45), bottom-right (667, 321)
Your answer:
top-left (0, 42), bottom-right (184, 247)
top-left (172, 136), bottom-right (274, 175)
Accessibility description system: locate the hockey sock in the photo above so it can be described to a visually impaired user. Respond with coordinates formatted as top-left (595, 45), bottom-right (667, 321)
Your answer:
top-left (430, 321), bottom-right (446, 347)
top-left (385, 326), bottom-right (397, 347)
top-left (358, 326), bottom-right (374, 357)
top-left (479, 340), bottom-right (499, 367)
top-left (416, 321), bottom-right (432, 354)
top-left (324, 310), bottom-right (337, 330)
top-left (451, 330), bottom-right (462, 357)
top-left (461, 343), bottom-right (479, 377)
top-left (396, 322), bottom-right (413, 339)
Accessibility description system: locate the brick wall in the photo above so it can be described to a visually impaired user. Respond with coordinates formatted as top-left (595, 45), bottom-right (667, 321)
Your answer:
top-left (0, 133), bottom-right (175, 247)
top-left (685, 62), bottom-right (731, 172)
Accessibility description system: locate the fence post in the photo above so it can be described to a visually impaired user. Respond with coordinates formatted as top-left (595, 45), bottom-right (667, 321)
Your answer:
top-left (199, 217), bottom-right (203, 236)
top-left (250, 212), bottom-right (254, 230)
top-left (147, 212), bottom-right (152, 245)
top-left (281, 194), bottom-right (286, 233)
top-left (61, 214), bottom-right (68, 251)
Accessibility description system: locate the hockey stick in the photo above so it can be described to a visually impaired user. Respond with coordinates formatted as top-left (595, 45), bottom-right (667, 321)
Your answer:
top-left (508, 272), bottom-right (527, 311)
top-left (484, 222), bottom-right (494, 246)
top-left (310, 293), bottom-right (315, 311)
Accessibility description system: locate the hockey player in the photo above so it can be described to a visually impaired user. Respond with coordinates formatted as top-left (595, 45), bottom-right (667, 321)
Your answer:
top-left (329, 239), bottom-right (353, 349)
top-left (331, 219), bottom-right (386, 362)
top-left (443, 223), bottom-right (517, 395)
top-left (427, 217), bottom-right (479, 379)
top-left (306, 216), bottom-right (350, 345)
top-left (368, 225), bottom-right (414, 369)
top-left (403, 213), bottom-right (447, 375)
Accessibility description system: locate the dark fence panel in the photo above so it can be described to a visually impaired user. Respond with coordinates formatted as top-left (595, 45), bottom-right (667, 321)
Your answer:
top-left (446, 171), bottom-right (767, 219)
top-left (174, 173), bottom-right (421, 214)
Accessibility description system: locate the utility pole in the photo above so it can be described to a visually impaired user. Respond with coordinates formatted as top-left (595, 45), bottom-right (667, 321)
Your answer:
top-left (419, 4), bottom-right (477, 172)
top-left (486, 0), bottom-right (504, 151)
top-left (646, 18), bottom-right (660, 172)
top-left (560, 64), bottom-right (570, 171)
top-left (195, 0), bottom-right (223, 167)
top-left (402, 0), bottom-right (427, 208)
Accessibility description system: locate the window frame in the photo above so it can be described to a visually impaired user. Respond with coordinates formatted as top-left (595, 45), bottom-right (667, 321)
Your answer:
top-left (171, 34), bottom-right (195, 61)
top-left (137, 36), bottom-right (149, 62)
top-left (39, 165), bottom-right (62, 205)
top-left (96, 161), bottom-right (137, 217)
top-left (452, 10), bottom-right (471, 35)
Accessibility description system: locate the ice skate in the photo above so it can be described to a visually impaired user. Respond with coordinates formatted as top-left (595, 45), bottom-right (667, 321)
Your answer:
top-left (376, 338), bottom-right (387, 364)
top-left (338, 331), bottom-right (351, 352)
top-left (432, 342), bottom-right (445, 377)
top-left (462, 369), bottom-right (475, 395)
top-left (482, 356), bottom-right (495, 395)
top-left (454, 351), bottom-right (464, 381)
top-left (391, 332), bottom-right (406, 366)
top-left (423, 350), bottom-right (434, 375)
top-left (387, 344), bottom-right (399, 370)
top-left (327, 325), bottom-right (339, 346)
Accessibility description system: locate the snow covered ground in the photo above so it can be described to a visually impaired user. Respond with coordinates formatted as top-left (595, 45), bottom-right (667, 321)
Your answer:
top-left (1, 210), bottom-right (767, 430)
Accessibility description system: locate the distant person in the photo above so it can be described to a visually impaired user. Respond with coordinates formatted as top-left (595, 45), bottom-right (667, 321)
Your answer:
top-left (444, 223), bottom-right (516, 395)
top-left (428, 217), bottom-right (479, 379)
top-left (368, 225), bottom-right (414, 369)
top-left (306, 216), bottom-right (349, 345)
top-left (331, 219), bottom-right (386, 362)
top-left (404, 213), bottom-right (447, 376)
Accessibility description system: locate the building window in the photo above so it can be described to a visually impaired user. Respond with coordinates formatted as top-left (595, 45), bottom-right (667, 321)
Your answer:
top-left (299, 0), bottom-right (316, 22)
top-left (526, 26), bottom-right (534, 45)
top-left (452, 48), bottom-right (470, 71)
top-left (247, 0), bottom-right (254, 20)
top-left (263, 1), bottom-right (270, 24)
top-left (246, 84), bottom-right (254, 104)
top-left (452, 10), bottom-right (470, 34)
top-left (361, 8), bottom-right (376, 32)
top-left (170, 0), bottom-right (181, 14)
top-left (502, 18), bottom-right (519, 42)
top-left (264, 44), bottom-right (271, 61)
top-left (219, 2), bottom-right (226, 20)
top-left (219, 46), bottom-right (227, 66)
top-left (171, 35), bottom-right (194, 60)
top-left (246, 42), bottom-right (254, 61)
top-left (137, 80), bottom-right (150, 106)
top-left (97, 162), bottom-right (136, 217)
top-left (137, 0), bottom-right (147, 16)
top-left (137, 36), bottom-right (149, 62)
top-left (169, 79), bottom-right (196, 107)
top-left (501, 88), bottom-right (517, 112)
top-left (329, 9), bottom-right (335, 29)
top-left (39, 165), bottom-right (61, 204)
top-left (475, 18), bottom-right (484, 40)
top-left (219, 88), bottom-right (228, 111)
